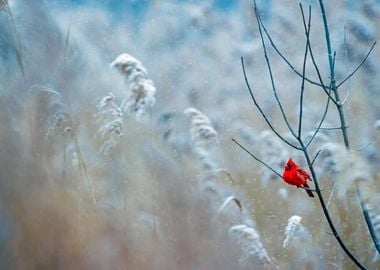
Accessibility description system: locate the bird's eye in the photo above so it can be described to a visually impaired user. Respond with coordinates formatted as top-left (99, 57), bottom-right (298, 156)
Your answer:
top-left (284, 165), bottom-right (290, 171)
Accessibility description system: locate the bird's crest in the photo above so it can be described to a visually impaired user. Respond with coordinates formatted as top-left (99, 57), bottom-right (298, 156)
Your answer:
top-left (286, 158), bottom-right (297, 167)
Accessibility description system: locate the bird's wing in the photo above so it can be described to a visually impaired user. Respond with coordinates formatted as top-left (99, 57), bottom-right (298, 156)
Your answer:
top-left (297, 168), bottom-right (311, 180)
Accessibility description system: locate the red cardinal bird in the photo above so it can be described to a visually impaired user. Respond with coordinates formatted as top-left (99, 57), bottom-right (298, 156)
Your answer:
top-left (283, 158), bottom-right (314, 197)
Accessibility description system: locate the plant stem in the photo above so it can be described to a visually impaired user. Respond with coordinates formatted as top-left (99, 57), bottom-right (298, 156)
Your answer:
top-left (71, 129), bottom-right (98, 214)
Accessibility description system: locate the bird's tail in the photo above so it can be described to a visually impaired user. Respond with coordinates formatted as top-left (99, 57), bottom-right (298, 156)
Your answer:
top-left (303, 183), bottom-right (315, 198)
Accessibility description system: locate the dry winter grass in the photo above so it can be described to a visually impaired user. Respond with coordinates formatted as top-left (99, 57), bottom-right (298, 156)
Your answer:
top-left (0, 0), bottom-right (379, 269)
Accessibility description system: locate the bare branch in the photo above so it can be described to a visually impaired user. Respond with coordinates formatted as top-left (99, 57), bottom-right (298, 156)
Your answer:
top-left (337, 42), bottom-right (376, 88)
top-left (254, 4), bottom-right (329, 89)
top-left (354, 142), bottom-right (371, 152)
top-left (297, 4), bottom-right (311, 139)
top-left (317, 126), bottom-right (349, 131)
top-left (316, 1), bottom-right (367, 267)
top-left (298, 4), bottom-right (333, 149)
top-left (305, 79), bottom-right (331, 149)
top-left (311, 149), bottom-right (322, 166)
top-left (232, 138), bottom-right (283, 179)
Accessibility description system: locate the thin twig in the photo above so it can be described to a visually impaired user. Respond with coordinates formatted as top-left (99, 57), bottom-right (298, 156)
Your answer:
top-left (299, 5), bottom-right (333, 149)
top-left (337, 42), bottom-right (376, 88)
top-left (311, 149), bottom-right (322, 166)
top-left (232, 138), bottom-right (283, 179)
top-left (297, 5), bottom-right (311, 139)
top-left (253, 1), bottom-right (298, 139)
top-left (241, 57), bottom-right (300, 150)
top-left (317, 126), bottom-right (349, 131)
top-left (294, 2), bottom-right (338, 106)
top-left (354, 142), bottom-right (371, 152)
top-left (305, 82), bottom-right (332, 149)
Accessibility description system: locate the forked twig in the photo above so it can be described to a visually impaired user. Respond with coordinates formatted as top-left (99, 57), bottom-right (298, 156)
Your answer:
top-left (253, 2), bottom-right (298, 139)
top-left (255, 4), bottom-right (328, 89)
top-left (318, 0), bottom-right (379, 259)
top-left (241, 57), bottom-right (300, 150)
top-left (311, 149), bottom-right (322, 166)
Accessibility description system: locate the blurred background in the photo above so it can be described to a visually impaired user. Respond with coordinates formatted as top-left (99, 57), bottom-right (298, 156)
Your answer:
top-left (0, 0), bottom-right (379, 269)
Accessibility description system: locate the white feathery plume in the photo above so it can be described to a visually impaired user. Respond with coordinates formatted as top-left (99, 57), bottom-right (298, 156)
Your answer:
top-left (229, 224), bottom-right (270, 265)
top-left (283, 215), bottom-right (303, 247)
top-left (110, 53), bottom-right (156, 120)
top-left (184, 107), bottom-right (218, 147)
top-left (95, 92), bottom-right (123, 155)
top-left (184, 107), bottom-right (218, 176)
top-left (28, 85), bottom-right (70, 141)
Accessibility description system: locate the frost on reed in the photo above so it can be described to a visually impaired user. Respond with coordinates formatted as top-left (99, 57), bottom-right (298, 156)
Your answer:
top-left (184, 107), bottom-right (218, 173)
top-left (283, 215), bottom-right (304, 247)
top-left (184, 107), bottom-right (218, 148)
top-left (27, 85), bottom-right (70, 142)
top-left (110, 53), bottom-right (156, 120)
top-left (229, 224), bottom-right (270, 266)
top-left (95, 92), bottom-right (123, 155)
top-left (183, 108), bottom-right (269, 267)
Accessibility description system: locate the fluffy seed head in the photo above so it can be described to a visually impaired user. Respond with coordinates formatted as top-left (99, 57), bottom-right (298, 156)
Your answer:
top-left (28, 85), bottom-right (70, 141)
top-left (111, 53), bottom-right (156, 120)
top-left (95, 92), bottom-right (123, 155)
top-left (283, 215), bottom-right (303, 247)
top-left (184, 107), bottom-right (218, 147)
